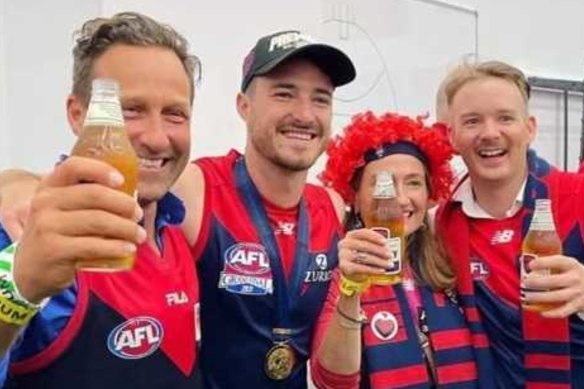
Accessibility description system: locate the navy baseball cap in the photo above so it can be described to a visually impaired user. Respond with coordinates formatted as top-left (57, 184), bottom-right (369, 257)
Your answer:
top-left (241, 30), bottom-right (356, 91)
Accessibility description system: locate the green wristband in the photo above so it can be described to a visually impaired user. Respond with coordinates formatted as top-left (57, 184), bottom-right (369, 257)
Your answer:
top-left (0, 242), bottom-right (46, 311)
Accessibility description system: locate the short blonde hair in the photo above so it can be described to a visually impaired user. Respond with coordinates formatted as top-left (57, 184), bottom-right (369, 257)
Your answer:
top-left (443, 61), bottom-right (530, 109)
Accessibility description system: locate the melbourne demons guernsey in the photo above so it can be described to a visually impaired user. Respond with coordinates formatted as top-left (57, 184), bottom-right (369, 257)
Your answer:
top-left (193, 150), bottom-right (341, 388)
top-left (438, 151), bottom-right (584, 388)
top-left (1, 193), bottom-right (200, 388)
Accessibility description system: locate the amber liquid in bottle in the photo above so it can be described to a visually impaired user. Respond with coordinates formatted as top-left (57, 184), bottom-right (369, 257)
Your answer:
top-left (520, 199), bottom-right (562, 312)
top-left (363, 171), bottom-right (404, 285)
top-left (71, 79), bottom-right (139, 271)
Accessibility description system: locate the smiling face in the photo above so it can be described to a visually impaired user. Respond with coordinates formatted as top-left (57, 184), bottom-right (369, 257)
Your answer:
top-left (237, 58), bottom-right (333, 172)
top-left (355, 154), bottom-right (430, 237)
top-left (68, 44), bottom-right (192, 205)
top-left (448, 76), bottom-right (535, 189)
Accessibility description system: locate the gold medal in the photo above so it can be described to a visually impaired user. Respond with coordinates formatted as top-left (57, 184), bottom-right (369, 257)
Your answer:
top-left (264, 343), bottom-right (295, 380)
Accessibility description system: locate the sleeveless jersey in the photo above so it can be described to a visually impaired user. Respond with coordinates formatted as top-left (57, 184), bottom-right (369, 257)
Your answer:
top-left (7, 227), bottom-right (200, 388)
top-left (193, 150), bottom-right (341, 388)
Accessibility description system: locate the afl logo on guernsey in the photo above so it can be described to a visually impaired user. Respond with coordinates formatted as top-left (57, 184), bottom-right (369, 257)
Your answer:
top-left (224, 243), bottom-right (270, 274)
top-left (470, 256), bottom-right (490, 280)
top-left (219, 243), bottom-right (274, 295)
top-left (107, 317), bottom-right (164, 360)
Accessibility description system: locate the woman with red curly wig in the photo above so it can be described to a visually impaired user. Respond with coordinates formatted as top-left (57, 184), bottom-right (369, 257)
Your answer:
top-left (310, 111), bottom-right (493, 388)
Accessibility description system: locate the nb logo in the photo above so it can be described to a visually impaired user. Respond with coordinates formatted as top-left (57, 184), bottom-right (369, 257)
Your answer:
top-left (275, 222), bottom-right (295, 236)
top-left (490, 229), bottom-right (514, 245)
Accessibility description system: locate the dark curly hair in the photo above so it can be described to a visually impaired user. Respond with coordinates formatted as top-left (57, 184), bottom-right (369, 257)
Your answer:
top-left (72, 12), bottom-right (201, 104)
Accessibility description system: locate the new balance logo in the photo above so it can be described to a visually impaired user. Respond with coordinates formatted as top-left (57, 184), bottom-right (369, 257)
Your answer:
top-left (490, 229), bottom-right (514, 245)
top-left (275, 222), bottom-right (295, 236)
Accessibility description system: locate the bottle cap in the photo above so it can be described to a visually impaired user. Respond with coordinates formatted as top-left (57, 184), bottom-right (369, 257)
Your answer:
top-left (373, 171), bottom-right (396, 198)
top-left (91, 78), bottom-right (120, 95)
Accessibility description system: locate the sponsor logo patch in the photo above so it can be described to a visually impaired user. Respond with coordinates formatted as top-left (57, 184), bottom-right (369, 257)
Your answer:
top-left (107, 317), bottom-right (163, 360)
top-left (166, 291), bottom-right (189, 306)
top-left (219, 243), bottom-right (274, 295)
top-left (315, 254), bottom-right (327, 270)
top-left (490, 229), bottom-right (515, 245)
top-left (275, 221), bottom-right (295, 236)
top-left (304, 253), bottom-right (333, 284)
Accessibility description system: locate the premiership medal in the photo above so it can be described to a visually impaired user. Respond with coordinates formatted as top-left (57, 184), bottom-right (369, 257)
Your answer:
top-left (264, 343), bottom-right (295, 380)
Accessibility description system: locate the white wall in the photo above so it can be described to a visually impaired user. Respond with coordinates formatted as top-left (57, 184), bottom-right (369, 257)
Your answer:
top-left (530, 89), bottom-right (582, 171)
top-left (462, 0), bottom-right (584, 171)
top-left (464, 0), bottom-right (584, 81)
top-left (0, 0), bottom-right (583, 175)
top-left (1, 0), bottom-right (101, 171)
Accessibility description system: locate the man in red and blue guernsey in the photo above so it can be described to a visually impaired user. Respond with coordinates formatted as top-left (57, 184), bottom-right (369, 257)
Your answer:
top-left (173, 30), bottom-right (356, 388)
top-left (0, 13), bottom-right (202, 388)
top-left (436, 60), bottom-right (584, 388)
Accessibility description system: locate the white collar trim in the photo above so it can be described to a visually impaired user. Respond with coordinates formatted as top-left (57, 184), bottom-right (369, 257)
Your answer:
top-left (452, 177), bottom-right (526, 219)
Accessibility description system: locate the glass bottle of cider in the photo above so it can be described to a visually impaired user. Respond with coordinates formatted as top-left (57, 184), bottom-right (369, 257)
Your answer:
top-left (363, 170), bottom-right (404, 285)
top-left (520, 198), bottom-right (562, 312)
top-left (71, 78), bottom-right (139, 271)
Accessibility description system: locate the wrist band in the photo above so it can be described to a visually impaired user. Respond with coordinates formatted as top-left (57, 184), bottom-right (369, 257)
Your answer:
top-left (336, 304), bottom-right (367, 329)
top-left (339, 273), bottom-right (370, 297)
top-left (338, 319), bottom-right (362, 330)
top-left (0, 293), bottom-right (38, 326)
top-left (0, 242), bottom-right (46, 314)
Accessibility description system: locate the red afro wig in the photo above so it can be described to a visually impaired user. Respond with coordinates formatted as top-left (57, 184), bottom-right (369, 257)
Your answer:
top-left (320, 111), bottom-right (454, 204)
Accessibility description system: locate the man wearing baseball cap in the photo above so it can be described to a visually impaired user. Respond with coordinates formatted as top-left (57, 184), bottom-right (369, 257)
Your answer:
top-left (173, 29), bottom-right (356, 388)
top-left (240, 30), bottom-right (355, 91)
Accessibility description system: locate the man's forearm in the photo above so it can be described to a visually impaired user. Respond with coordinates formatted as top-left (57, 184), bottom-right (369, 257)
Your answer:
top-left (0, 322), bottom-right (24, 358)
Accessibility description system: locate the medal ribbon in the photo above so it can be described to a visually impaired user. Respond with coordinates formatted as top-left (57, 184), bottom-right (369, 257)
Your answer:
top-left (234, 158), bottom-right (310, 343)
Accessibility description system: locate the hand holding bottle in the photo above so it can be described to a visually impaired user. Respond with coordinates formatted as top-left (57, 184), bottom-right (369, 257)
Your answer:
top-left (337, 228), bottom-right (395, 283)
top-left (12, 157), bottom-right (145, 304)
top-left (361, 171), bottom-right (404, 285)
top-left (522, 254), bottom-right (584, 318)
top-left (520, 199), bottom-right (562, 312)
top-left (70, 78), bottom-right (139, 271)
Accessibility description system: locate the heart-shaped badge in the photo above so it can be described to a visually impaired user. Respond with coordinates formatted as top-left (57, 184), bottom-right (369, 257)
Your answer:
top-left (371, 311), bottom-right (399, 340)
